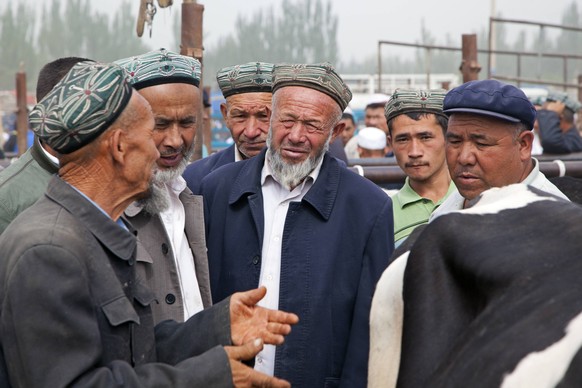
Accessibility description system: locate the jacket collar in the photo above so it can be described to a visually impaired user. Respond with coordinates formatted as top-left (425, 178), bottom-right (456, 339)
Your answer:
top-left (30, 136), bottom-right (59, 174)
top-left (228, 148), bottom-right (341, 221)
top-left (45, 176), bottom-right (136, 261)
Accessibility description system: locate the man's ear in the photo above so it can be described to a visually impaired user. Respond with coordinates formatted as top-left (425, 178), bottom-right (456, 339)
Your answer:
top-left (108, 128), bottom-right (125, 164)
top-left (518, 129), bottom-right (534, 161)
top-left (331, 120), bottom-right (346, 140)
top-left (220, 103), bottom-right (228, 121)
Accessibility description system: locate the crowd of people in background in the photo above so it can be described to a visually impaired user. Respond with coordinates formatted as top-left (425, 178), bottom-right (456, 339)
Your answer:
top-left (0, 47), bottom-right (581, 387)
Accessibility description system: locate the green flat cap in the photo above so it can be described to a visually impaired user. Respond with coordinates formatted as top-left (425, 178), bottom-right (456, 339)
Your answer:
top-left (385, 88), bottom-right (447, 122)
top-left (217, 62), bottom-right (274, 98)
top-left (565, 96), bottom-right (582, 113)
top-left (30, 61), bottom-right (132, 154)
top-left (115, 48), bottom-right (201, 90)
top-left (272, 62), bottom-right (352, 111)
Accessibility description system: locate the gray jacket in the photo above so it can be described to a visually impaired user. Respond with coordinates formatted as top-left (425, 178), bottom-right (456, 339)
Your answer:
top-left (0, 176), bottom-right (233, 388)
top-left (125, 187), bottom-right (212, 323)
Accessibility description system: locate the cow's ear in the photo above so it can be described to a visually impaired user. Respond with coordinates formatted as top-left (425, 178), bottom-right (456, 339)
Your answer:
top-left (517, 130), bottom-right (534, 160)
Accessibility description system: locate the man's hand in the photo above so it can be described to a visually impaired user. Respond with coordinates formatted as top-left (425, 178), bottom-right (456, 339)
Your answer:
top-left (225, 339), bottom-right (291, 388)
top-left (230, 286), bottom-right (299, 346)
top-left (545, 100), bottom-right (566, 115)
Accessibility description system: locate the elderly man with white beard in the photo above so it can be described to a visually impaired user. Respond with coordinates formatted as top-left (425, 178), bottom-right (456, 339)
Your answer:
top-left (116, 49), bottom-right (211, 324)
top-left (200, 63), bottom-right (394, 387)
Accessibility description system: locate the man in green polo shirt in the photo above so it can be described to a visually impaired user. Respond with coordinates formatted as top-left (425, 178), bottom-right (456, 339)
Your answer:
top-left (385, 89), bottom-right (455, 246)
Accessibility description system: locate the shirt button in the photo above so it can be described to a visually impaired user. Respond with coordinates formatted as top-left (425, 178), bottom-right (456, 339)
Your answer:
top-left (165, 293), bottom-right (176, 304)
top-left (257, 356), bottom-right (263, 364)
top-left (161, 243), bottom-right (169, 255)
top-left (252, 255), bottom-right (260, 265)
top-left (267, 274), bottom-right (273, 281)
top-left (273, 236), bottom-right (280, 242)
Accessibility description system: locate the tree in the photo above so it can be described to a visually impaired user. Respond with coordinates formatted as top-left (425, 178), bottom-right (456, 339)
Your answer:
top-left (200, 0), bottom-right (339, 86)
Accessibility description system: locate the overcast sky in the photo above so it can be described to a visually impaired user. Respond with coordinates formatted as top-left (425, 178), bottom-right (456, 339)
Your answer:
top-left (135, 0), bottom-right (571, 62)
top-left (7, 0), bottom-right (574, 62)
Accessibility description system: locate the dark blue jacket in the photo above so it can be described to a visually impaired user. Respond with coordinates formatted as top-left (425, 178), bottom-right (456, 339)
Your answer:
top-left (200, 149), bottom-right (394, 387)
top-left (183, 145), bottom-right (236, 194)
top-left (538, 110), bottom-right (582, 154)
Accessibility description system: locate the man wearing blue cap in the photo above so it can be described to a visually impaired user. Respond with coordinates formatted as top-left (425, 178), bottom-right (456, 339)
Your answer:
top-left (431, 79), bottom-right (567, 218)
top-left (116, 49), bottom-right (212, 324)
top-left (0, 61), bottom-right (297, 387)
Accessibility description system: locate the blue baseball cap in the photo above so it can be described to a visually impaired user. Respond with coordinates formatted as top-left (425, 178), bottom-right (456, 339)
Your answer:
top-left (443, 79), bottom-right (536, 130)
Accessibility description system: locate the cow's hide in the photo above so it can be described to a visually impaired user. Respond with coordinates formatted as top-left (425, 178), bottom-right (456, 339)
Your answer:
top-left (369, 184), bottom-right (582, 388)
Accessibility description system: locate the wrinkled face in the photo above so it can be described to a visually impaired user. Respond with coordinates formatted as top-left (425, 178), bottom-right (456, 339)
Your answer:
top-left (267, 87), bottom-right (341, 189)
top-left (390, 114), bottom-right (447, 184)
top-left (445, 113), bottom-right (533, 201)
top-left (269, 86), bottom-right (339, 165)
top-left (138, 83), bottom-right (199, 179)
top-left (365, 106), bottom-right (388, 133)
top-left (123, 93), bottom-right (159, 197)
top-left (222, 92), bottom-right (272, 158)
top-left (339, 117), bottom-right (356, 145)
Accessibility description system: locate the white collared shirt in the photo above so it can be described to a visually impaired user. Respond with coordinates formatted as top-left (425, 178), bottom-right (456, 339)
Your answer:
top-left (159, 176), bottom-right (204, 320)
top-left (40, 143), bottom-right (59, 166)
top-left (254, 153), bottom-right (323, 376)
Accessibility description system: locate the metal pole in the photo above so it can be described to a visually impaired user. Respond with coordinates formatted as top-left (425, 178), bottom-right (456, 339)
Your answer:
top-left (425, 48), bottom-right (431, 89)
top-left (563, 57), bottom-right (568, 92)
top-left (488, 17), bottom-right (493, 79)
top-left (377, 42), bottom-right (382, 93)
top-left (15, 65), bottom-right (27, 157)
top-left (181, 0), bottom-right (206, 160)
top-left (461, 34), bottom-right (481, 83)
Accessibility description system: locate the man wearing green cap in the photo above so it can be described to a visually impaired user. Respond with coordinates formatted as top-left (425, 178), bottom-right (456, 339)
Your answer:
top-left (184, 61), bottom-right (274, 194)
top-left (0, 56), bottom-right (91, 235)
top-left (116, 49), bottom-right (211, 324)
top-left (0, 61), bottom-right (298, 387)
top-left (201, 62), bottom-right (394, 386)
top-left (385, 88), bottom-right (455, 246)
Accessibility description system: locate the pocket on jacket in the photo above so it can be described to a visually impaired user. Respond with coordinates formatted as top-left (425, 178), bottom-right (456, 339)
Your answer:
top-left (324, 377), bottom-right (340, 388)
top-left (101, 296), bottom-right (141, 326)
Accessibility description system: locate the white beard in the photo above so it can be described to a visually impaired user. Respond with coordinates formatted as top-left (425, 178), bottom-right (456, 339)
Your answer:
top-left (266, 129), bottom-right (331, 191)
top-left (138, 141), bottom-right (195, 215)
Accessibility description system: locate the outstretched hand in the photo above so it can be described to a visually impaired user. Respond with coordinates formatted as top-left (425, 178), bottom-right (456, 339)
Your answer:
top-left (229, 286), bottom-right (299, 346)
top-left (225, 339), bottom-right (291, 388)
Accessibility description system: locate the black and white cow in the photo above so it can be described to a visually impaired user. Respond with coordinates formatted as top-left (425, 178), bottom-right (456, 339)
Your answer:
top-left (369, 184), bottom-right (582, 388)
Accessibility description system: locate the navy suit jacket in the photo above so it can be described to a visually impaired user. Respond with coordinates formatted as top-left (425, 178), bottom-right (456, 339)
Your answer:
top-left (183, 145), bottom-right (236, 194)
top-left (538, 110), bottom-right (582, 154)
top-left (200, 149), bottom-right (394, 387)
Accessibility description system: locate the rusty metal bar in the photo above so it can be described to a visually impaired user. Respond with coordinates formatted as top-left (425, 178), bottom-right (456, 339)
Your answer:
top-left (377, 41), bottom-right (382, 93)
top-left (461, 34), bottom-right (480, 83)
top-left (378, 40), bottom-right (582, 61)
top-left (493, 75), bottom-right (580, 89)
top-left (181, 0), bottom-right (206, 160)
top-left (15, 67), bottom-right (27, 156)
top-left (490, 17), bottom-right (582, 33)
top-left (348, 159), bottom-right (582, 185)
top-left (488, 17), bottom-right (494, 79)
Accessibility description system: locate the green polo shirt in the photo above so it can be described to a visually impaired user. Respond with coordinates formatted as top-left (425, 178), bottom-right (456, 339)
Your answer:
top-left (392, 178), bottom-right (456, 245)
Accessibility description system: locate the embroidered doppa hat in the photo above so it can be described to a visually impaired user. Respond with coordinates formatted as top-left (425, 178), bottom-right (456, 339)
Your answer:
top-left (357, 127), bottom-right (387, 150)
top-left (443, 79), bottom-right (536, 130)
top-left (272, 62), bottom-right (352, 111)
top-left (385, 88), bottom-right (447, 122)
top-left (217, 62), bottom-right (274, 98)
top-left (115, 48), bottom-right (201, 90)
top-left (29, 61), bottom-right (133, 154)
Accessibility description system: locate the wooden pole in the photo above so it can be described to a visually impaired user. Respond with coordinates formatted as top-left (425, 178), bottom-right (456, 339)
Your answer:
top-left (181, 0), bottom-right (207, 160)
top-left (15, 65), bottom-right (28, 157)
top-left (460, 34), bottom-right (481, 83)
